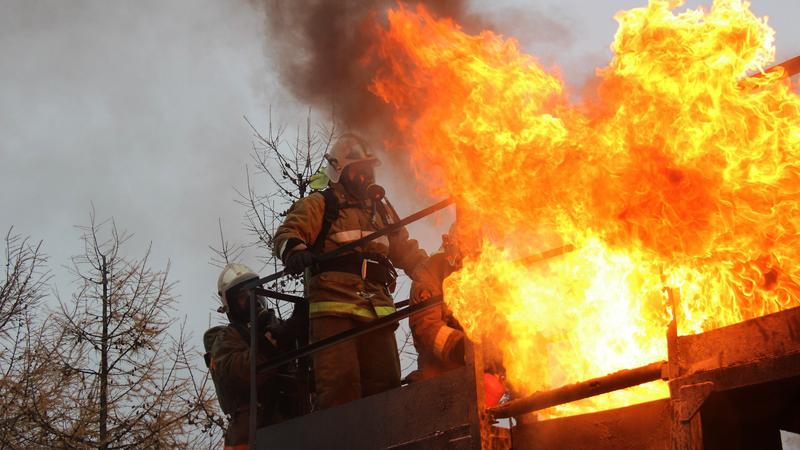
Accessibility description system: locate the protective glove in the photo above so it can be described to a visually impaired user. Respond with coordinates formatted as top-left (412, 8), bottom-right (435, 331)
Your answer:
top-left (285, 250), bottom-right (315, 274)
top-left (255, 308), bottom-right (278, 333)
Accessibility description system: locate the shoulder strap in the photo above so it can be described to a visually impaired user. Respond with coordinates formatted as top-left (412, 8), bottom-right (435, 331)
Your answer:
top-left (311, 189), bottom-right (340, 254)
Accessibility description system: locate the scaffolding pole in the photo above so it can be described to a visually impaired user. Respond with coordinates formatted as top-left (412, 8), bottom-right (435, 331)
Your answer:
top-left (488, 361), bottom-right (667, 419)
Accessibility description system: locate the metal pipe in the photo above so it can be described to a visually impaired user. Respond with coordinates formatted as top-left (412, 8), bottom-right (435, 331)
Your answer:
top-left (259, 245), bottom-right (576, 306)
top-left (488, 361), bottom-right (667, 419)
top-left (760, 55), bottom-right (800, 79)
top-left (257, 296), bottom-right (444, 373)
top-left (394, 298), bottom-right (410, 309)
top-left (516, 244), bottom-right (575, 266)
top-left (254, 287), bottom-right (305, 304)
top-left (248, 290), bottom-right (258, 448)
top-left (316, 197), bottom-right (453, 263)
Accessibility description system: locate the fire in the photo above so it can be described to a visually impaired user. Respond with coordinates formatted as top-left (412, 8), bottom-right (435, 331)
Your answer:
top-left (369, 0), bottom-right (800, 415)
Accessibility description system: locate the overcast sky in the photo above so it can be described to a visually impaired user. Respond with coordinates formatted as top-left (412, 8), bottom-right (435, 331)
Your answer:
top-left (2, 1), bottom-right (799, 425)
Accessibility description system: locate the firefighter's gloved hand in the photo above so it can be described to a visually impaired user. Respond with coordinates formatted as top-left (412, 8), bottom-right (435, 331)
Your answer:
top-left (285, 250), bottom-right (315, 274)
top-left (255, 308), bottom-right (278, 333)
top-left (260, 332), bottom-right (281, 358)
top-left (265, 330), bottom-right (278, 347)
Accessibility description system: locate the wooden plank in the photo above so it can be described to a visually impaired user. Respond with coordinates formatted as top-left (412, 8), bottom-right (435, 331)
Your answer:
top-left (256, 366), bottom-right (477, 450)
top-left (511, 399), bottom-right (672, 450)
top-left (675, 306), bottom-right (800, 376)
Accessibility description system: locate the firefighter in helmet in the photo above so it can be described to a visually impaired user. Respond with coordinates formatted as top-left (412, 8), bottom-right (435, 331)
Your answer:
top-left (205, 263), bottom-right (300, 448)
top-left (273, 133), bottom-right (429, 409)
top-left (407, 223), bottom-right (506, 406)
top-left (406, 223), bottom-right (469, 381)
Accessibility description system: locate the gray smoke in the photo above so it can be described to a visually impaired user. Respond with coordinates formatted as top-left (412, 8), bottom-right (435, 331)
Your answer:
top-left (252, 0), bottom-right (576, 241)
top-left (256, 1), bottom-right (491, 140)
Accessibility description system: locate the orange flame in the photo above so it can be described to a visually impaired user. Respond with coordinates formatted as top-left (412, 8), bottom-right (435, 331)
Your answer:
top-left (370, 0), bottom-right (800, 415)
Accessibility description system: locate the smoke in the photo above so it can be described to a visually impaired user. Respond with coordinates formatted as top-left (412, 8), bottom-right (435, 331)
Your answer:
top-left (253, 1), bottom-right (575, 245)
top-left (256, 1), bottom-right (489, 141)
top-left (256, 1), bottom-right (579, 141)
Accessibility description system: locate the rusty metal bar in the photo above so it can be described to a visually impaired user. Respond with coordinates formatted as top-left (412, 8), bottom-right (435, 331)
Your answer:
top-left (517, 244), bottom-right (575, 266)
top-left (751, 55), bottom-right (800, 79)
top-left (765, 55), bottom-right (800, 78)
top-left (488, 361), bottom-right (667, 419)
top-left (253, 287), bottom-right (305, 304)
top-left (248, 289), bottom-right (259, 447)
top-left (316, 197), bottom-right (454, 263)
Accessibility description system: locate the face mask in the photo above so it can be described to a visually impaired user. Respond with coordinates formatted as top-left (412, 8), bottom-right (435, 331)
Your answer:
top-left (226, 289), bottom-right (265, 324)
top-left (343, 163), bottom-right (383, 200)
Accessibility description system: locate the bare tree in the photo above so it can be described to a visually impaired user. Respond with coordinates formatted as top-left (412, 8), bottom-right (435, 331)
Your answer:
top-left (0, 228), bottom-right (53, 447)
top-left (235, 111), bottom-right (334, 318)
top-left (14, 213), bottom-right (220, 448)
top-left (0, 228), bottom-right (49, 345)
top-left (209, 219), bottom-right (245, 270)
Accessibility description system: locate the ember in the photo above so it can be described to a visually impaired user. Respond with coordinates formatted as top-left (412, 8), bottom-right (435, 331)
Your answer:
top-left (369, 0), bottom-right (800, 416)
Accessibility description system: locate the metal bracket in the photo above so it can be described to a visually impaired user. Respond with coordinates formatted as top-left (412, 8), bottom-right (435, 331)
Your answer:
top-left (660, 361), bottom-right (671, 380)
top-left (677, 381), bottom-right (714, 422)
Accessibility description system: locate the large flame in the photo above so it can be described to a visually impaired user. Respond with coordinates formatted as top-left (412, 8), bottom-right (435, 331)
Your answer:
top-left (370, 0), bottom-right (800, 415)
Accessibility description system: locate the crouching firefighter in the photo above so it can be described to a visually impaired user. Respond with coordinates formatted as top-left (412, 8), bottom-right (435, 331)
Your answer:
top-left (406, 223), bottom-right (506, 407)
top-left (273, 133), bottom-right (429, 409)
top-left (204, 263), bottom-right (303, 449)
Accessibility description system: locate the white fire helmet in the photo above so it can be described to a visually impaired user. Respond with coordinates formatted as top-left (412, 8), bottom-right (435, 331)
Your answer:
top-left (324, 133), bottom-right (381, 183)
top-left (217, 263), bottom-right (259, 313)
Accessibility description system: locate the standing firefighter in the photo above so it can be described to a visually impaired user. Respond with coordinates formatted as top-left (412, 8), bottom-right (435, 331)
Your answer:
top-left (205, 263), bottom-right (300, 449)
top-left (407, 225), bottom-right (467, 382)
top-left (273, 133), bottom-right (428, 409)
top-left (407, 225), bottom-right (506, 406)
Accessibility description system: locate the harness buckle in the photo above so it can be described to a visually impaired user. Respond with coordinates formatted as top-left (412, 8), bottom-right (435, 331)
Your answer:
top-left (357, 290), bottom-right (377, 300)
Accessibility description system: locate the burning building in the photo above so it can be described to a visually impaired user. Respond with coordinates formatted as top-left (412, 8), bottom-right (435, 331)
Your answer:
top-left (255, 0), bottom-right (800, 448)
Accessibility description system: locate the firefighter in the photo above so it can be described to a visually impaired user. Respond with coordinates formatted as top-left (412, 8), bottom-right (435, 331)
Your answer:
top-left (206, 263), bottom-right (300, 449)
top-left (407, 224), bottom-right (468, 382)
top-left (407, 224), bottom-right (506, 406)
top-left (273, 133), bottom-right (428, 409)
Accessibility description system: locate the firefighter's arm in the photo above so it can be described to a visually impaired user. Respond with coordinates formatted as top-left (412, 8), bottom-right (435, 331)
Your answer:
top-left (410, 264), bottom-right (464, 363)
top-left (210, 327), bottom-right (271, 387)
top-left (273, 194), bottom-right (325, 262)
top-left (387, 224), bottom-right (429, 280)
